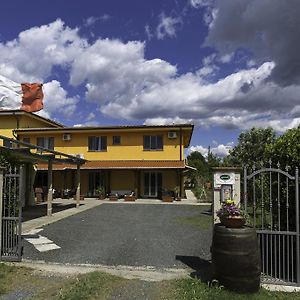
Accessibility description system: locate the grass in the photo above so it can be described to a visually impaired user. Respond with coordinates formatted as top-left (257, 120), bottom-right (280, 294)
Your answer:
top-left (56, 271), bottom-right (128, 300)
top-left (171, 278), bottom-right (300, 300)
top-left (0, 261), bottom-right (299, 299)
top-left (175, 205), bottom-right (212, 229)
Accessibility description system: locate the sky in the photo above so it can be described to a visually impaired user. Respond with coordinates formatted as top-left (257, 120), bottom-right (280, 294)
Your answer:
top-left (0, 0), bottom-right (299, 157)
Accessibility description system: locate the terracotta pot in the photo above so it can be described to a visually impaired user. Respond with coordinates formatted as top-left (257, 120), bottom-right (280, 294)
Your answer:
top-left (162, 196), bottom-right (174, 202)
top-left (220, 216), bottom-right (245, 228)
top-left (125, 196), bottom-right (136, 201)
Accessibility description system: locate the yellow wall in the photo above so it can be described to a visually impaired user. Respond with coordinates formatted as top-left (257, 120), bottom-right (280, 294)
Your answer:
top-left (19, 115), bottom-right (57, 128)
top-left (0, 113), bottom-right (60, 146)
top-left (18, 130), bottom-right (186, 161)
top-left (110, 170), bottom-right (135, 190)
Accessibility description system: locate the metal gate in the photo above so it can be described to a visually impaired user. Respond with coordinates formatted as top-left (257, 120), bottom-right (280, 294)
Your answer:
top-left (1, 165), bottom-right (23, 261)
top-left (243, 164), bottom-right (300, 285)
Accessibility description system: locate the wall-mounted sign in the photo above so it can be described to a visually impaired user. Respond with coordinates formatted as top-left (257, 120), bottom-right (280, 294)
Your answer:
top-left (220, 174), bottom-right (231, 181)
top-left (214, 172), bottom-right (235, 185)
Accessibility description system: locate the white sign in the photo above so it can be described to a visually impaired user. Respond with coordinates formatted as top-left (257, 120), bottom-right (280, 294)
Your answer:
top-left (214, 172), bottom-right (235, 185)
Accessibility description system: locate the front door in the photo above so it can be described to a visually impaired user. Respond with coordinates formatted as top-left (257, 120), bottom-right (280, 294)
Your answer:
top-left (144, 172), bottom-right (162, 198)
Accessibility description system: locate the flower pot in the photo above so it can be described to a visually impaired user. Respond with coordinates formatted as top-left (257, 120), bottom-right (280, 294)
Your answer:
top-left (220, 216), bottom-right (245, 228)
top-left (162, 195), bottom-right (174, 202)
top-left (124, 195), bottom-right (136, 201)
top-left (109, 195), bottom-right (118, 201)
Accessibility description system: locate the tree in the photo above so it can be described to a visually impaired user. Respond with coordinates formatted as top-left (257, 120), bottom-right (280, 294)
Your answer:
top-left (266, 126), bottom-right (300, 170)
top-left (227, 127), bottom-right (276, 167)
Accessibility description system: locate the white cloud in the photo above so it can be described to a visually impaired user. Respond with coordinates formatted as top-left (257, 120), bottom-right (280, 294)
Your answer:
top-left (84, 15), bottom-right (111, 27)
top-left (188, 142), bottom-right (233, 157)
top-left (156, 13), bottom-right (182, 40)
top-left (42, 80), bottom-right (79, 118)
top-left (145, 25), bottom-right (153, 41)
top-left (190, 0), bottom-right (213, 9)
top-left (0, 19), bottom-right (87, 83)
top-left (0, 19), bottom-right (300, 133)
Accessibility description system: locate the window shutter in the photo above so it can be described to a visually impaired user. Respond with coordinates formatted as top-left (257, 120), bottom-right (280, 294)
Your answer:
top-left (48, 137), bottom-right (54, 150)
top-left (157, 135), bottom-right (163, 150)
top-left (88, 136), bottom-right (93, 150)
top-left (101, 136), bottom-right (107, 150)
top-left (144, 136), bottom-right (150, 150)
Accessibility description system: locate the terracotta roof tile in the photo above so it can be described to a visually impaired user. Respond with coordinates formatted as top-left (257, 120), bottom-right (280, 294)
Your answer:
top-left (37, 160), bottom-right (186, 170)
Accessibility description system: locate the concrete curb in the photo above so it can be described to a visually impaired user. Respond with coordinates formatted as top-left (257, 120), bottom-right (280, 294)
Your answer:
top-left (11, 260), bottom-right (191, 282)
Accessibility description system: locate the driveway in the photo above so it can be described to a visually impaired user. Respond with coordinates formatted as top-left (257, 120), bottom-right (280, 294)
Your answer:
top-left (23, 203), bottom-right (212, 269)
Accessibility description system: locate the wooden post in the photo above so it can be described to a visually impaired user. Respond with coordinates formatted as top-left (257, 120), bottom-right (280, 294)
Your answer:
top-left (0, 167), bottom-right (5, 257)
top-left (76, 164), bottom-right (80, 208)
top-left (47, 159), bottom-right (53, 216)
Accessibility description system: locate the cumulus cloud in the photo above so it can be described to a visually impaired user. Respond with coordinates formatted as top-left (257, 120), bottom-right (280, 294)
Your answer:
top-left (204, 0), bottom-right (300, 87)
top-left (41, 80), bottom-right (79, 118)
top-left (0, 18), bottom-right (299, 132)
top-left (156, 13), bottom-right (182, 40)
top-left (188, 142), bottom-right (233, 157)
top-left (0, 19), bottom-right (86, 82)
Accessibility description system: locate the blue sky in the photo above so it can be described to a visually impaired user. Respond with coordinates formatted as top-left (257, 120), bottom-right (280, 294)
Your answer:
top-left (0, 0), bottom-right (299, 157)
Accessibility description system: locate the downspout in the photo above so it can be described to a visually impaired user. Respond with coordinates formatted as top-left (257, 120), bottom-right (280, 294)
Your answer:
top-left (179, 128), bottom-right (183, 197)
top-left (12, 112), bottom-right (20, 140)
top-left (179, 128), bottom-right (182, 161)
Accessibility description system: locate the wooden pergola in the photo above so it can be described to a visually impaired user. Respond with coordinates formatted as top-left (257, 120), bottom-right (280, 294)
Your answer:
top-left (0, 135), bottom-right (86, 216)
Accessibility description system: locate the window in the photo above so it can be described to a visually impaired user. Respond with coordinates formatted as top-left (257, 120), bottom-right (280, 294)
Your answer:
top-left (88, 136), bottom-right (107, 151)
top-left (143, 135), bottom-right (163, 150)
top-left (37, 137), bottom-right (54, 150)
top-left (113, 136), bottom-right (121, 145)
top-left (23, 137), bottom-right (30, 144)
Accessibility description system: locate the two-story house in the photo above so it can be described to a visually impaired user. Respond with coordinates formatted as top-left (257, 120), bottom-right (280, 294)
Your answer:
top-left (16, 124), bottom-right (193, 198)
top-left (0, 110), bottom-right (194, 199)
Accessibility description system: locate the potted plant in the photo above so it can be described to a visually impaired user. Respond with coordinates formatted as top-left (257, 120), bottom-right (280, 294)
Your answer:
top-left (162, 188), bottom-right (174, 202)
top-left (174, 186), bottom-right (181, 201)
top-left (96, 186), bottom-right (106, 200)
top-left (216, 199), bottom-right (245, 228)
top-left (124, 191), bottom-right (136, 201)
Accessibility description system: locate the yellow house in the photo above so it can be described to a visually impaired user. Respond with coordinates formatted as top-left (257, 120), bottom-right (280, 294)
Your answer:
top-left (0, 110), bottom-right (194, 199)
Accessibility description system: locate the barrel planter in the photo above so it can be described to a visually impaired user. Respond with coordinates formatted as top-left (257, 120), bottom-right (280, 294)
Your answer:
top-left (211, 224), bottom-right (261, 293)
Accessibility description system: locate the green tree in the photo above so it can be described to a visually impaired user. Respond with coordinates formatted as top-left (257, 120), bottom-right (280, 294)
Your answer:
top-left (227, 127), bottom-right (276, 166)
top-left (266, 125), bottom-right (300, 170)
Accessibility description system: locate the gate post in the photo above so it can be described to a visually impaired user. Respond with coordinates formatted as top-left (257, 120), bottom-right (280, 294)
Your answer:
top-left (295, 167), bottom-right (300, 284)
top-left (47, 159), bottom-right (53, 217)
top-left (0, 166), bottom-right (5, 257)
top-left (212, 167), bottom-right (242, 224)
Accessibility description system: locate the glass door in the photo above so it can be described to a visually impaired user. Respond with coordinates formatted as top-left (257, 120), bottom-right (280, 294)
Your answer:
top-left (144, 172), bottom-right (162, 198)
top-left (88, 171), bottom-right (105, 196)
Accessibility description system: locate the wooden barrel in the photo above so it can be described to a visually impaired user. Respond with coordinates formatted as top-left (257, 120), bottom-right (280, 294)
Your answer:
top-left (211, 224), bottom-right (261, 293)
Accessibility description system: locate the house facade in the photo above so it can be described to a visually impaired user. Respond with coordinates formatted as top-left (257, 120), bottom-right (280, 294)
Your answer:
top-left (0, 110), bottom-right (194, 199)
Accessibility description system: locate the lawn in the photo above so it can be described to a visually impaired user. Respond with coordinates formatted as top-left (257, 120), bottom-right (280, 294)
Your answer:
top-left (0, 263), bottom-right (299, 299)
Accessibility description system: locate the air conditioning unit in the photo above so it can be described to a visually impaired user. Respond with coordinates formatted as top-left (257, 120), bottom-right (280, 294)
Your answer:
top-left (168, 131), bottom-right (177, 139)
top-left (75, 153), bottom-right (84, 159)
top-left (63, 133), bottom-right (71, 141)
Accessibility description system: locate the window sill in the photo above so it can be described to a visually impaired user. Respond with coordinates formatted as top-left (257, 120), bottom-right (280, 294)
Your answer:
top-left (143, 149), bottom-right (164, 151)
top-left (88, 150), bottom-right (107, 152)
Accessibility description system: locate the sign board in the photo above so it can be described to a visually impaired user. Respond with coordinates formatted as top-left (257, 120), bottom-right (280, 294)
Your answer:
top-left (214, 172), bottom-right (235, 185)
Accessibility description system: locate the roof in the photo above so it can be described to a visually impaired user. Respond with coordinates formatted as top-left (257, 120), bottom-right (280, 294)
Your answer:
top-left (15, 123), bottom-right (193, 132)
top-left (0, 109), bottom-right (64, 128)
top-left (37, 160), bottom-right (187, 170)
top-left (0, 135), bottom-right (85, 165)
top-left (15, 123), bottom-right (194, 147)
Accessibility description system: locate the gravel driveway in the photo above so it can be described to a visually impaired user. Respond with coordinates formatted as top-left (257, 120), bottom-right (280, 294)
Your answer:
top-left (23, 204), bottom-right (212, 269)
